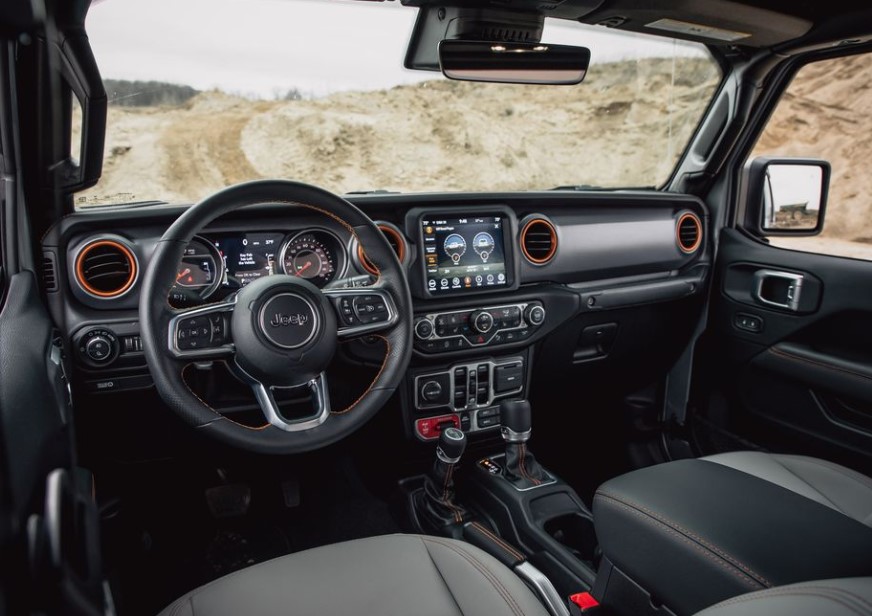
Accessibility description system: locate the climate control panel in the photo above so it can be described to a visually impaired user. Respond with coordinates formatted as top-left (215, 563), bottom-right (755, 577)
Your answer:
top-left (414, 302), bottom-right (545, 353)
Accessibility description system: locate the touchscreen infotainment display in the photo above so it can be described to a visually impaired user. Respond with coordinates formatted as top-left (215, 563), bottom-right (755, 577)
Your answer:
top-left (421, 214), bottom-right (508, 294)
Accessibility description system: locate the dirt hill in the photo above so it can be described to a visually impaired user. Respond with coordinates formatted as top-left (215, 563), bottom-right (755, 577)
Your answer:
top-left (752, 53), bottom-right (872, 242)
top-left (78, 57), bottom-right (719, 205)
top-left (80, 54), bottom-right (871, 246)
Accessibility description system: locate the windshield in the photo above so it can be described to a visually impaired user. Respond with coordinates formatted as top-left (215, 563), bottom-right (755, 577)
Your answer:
top-left (77, 0), bottom-right (721, 207)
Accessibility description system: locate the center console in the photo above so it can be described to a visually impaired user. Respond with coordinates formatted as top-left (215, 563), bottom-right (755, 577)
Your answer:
top-left (410, 354), bottom-right (527, 440)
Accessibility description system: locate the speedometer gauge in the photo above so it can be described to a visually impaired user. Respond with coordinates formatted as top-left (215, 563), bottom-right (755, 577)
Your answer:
top-left (280, 232), bottom-right (341, 288)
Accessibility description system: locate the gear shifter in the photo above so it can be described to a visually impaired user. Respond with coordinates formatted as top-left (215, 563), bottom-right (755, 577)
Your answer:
top-left (500, 400), bottom-right (550, 488)
top-left (415, 427), bottom-right (469, 530)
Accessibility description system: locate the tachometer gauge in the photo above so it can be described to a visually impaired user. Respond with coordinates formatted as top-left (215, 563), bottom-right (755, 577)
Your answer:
top-left (280, 231), bottom-right (342, 288)
top-left (170, 236), bottom-right (224, 303)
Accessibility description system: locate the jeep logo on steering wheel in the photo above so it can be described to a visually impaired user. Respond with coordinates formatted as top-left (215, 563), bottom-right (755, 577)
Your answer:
top-left (258, 292), bottom-right (319, 349)
top-left (269, 313), bottom-right (309, 327)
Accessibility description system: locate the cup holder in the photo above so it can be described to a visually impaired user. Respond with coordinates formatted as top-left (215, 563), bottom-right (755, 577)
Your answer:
top-left (543, 512), bottom-right (599, 569)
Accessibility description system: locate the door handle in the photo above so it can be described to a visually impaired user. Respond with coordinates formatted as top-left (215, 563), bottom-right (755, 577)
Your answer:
top-left (753, 269), bottom-right (803, 311)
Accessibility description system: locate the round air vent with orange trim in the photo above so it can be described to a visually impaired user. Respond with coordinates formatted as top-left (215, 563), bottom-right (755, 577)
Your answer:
top-left (520, 217), bottom-right (558, 265)
top-left (358, 223), bottom-right (407, 275)
top-left (74, 238), bottom-right (138, 299)
top-left (676, 212), bottom-right (703, 254)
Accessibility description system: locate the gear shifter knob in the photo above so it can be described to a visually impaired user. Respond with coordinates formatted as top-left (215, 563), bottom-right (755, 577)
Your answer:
top-left (437, 427), bottom-right (467, 463)
top-left (500, 400), bottom-right (532, 442)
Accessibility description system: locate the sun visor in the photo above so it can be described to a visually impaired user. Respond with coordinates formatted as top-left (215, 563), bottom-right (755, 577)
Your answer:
top-left (580, 0), bottom-right (812, 48)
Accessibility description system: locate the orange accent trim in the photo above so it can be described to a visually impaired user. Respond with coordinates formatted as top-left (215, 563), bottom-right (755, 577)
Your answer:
top-left (676, 212), bottom-right (703, 254)
top-left (74, 239), bottom-right (137, 298)
top-left (520, 218), bottom-right (558, 265)
top-left (358, 223), bottom-right (406, 275)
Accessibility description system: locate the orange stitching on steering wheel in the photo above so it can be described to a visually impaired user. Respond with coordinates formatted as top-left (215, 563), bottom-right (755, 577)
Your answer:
top-left (181, 363), bottom-right (271, 431)
top-left (330, 335), bottom-right (391, 415)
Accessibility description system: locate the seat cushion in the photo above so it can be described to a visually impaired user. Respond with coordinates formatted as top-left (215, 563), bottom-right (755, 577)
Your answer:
top-left (158, 534), bottom-right (550, 616)
top-left (695, 577), bottom-right (872, 616)
top-left (703, 452), bottom-right (872, 527)
top-left (593, 458), bottom-right (872, 615)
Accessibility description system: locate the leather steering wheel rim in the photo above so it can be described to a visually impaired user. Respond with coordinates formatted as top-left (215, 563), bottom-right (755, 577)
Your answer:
top-left (139, 180), bottom-right (413, 455)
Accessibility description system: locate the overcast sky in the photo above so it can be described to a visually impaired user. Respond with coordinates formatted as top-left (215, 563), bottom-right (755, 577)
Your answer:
top-left (86, 0), bottom-right (709, 98)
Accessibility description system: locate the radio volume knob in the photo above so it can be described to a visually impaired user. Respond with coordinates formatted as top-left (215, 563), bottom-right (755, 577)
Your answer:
top-left (524, 305), bottom-right (546, 326)
top-left (471, 311), bottom-right (494, 334)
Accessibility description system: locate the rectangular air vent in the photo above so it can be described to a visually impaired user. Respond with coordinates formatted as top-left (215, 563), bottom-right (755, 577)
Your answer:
top-left (42, 251), bottom-right (58, 292)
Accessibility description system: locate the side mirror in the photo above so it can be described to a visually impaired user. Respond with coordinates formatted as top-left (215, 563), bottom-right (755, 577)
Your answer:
top-left (745, 157), bottom-right (830, 236)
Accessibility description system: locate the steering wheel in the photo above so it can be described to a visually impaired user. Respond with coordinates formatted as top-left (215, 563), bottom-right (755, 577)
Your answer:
top-left (139, 180), bottom-right (413, 454)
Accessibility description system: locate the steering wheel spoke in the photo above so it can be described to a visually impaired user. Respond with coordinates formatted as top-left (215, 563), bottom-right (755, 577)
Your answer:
top-left (322, 286), bottom-right (399, 340)
top-left (250, 372), bottom-right (331, 432)
top-left (167, 297), bottom-right (237, 360)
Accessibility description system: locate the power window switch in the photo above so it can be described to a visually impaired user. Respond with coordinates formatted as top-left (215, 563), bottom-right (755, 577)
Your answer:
top-left (734, 313), bottom-right (764, 333)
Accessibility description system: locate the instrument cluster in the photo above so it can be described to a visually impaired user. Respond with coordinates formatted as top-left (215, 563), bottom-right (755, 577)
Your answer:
top-left (170, 229), bottom-right (348, 305)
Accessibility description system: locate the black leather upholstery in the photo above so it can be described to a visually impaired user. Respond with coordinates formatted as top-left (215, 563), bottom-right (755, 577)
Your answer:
top-left (696, 577), bottom-right (872, 616)
top-left (704, 452), bottom-right (872, 527)
top-left (157, 534), bottom-right (550, 616)
top-left (593, 458), bottom-right (872, 616)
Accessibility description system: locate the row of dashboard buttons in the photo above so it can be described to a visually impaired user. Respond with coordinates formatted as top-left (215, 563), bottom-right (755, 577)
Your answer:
top-left (415, 327), bottom-right (537, 353)
top-left (414, 303), bottom-right (544, 353)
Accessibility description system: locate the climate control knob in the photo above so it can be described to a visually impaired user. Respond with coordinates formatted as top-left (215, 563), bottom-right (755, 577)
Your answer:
top-left (470, 311), bottom-right (494, 334)
top-left (414, 318), bottom-right (434, 340)
top-left (524, 304), bottom-right (546, 326)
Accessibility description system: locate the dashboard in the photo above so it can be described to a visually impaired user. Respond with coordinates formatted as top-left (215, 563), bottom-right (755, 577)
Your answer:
top-left (42, 191), bottom-right (709, 448)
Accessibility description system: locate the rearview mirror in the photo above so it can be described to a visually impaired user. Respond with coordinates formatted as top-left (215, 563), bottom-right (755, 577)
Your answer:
top-left (438, 40), bottom-right (591, 85)
top-left (745, 157), bottom-right (830, 236)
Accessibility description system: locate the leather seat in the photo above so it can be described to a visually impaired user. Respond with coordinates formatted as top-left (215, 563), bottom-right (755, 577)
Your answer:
top-left (158, 533), bottom-right (551, 616)
top-left (593, 452), bottom-right (872, 615)
top-left (696, 577), bottom-right (872, 616)
top-left (703, 452), bottom-right (872, 527)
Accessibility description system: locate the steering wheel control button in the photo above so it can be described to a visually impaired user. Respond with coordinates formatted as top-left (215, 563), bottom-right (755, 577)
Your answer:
top-left (336, 296), bottom-right (358, 326)
top-left (352, 294), bottom-right (389, 324)
top-left (259, 293), bottom-right (318, 349)
top-left (177, 316), bottom-right (214, 350)
top-left (209, 313), bottom-right (229, 345)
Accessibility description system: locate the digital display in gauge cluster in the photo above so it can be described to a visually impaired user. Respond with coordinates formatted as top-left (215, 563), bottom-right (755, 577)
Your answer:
top-left (213, 232), bottom-right (284, 287)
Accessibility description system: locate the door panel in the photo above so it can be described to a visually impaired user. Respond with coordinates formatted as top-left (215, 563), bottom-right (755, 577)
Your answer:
top-left (696, 228), bottom-right (872, 473)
